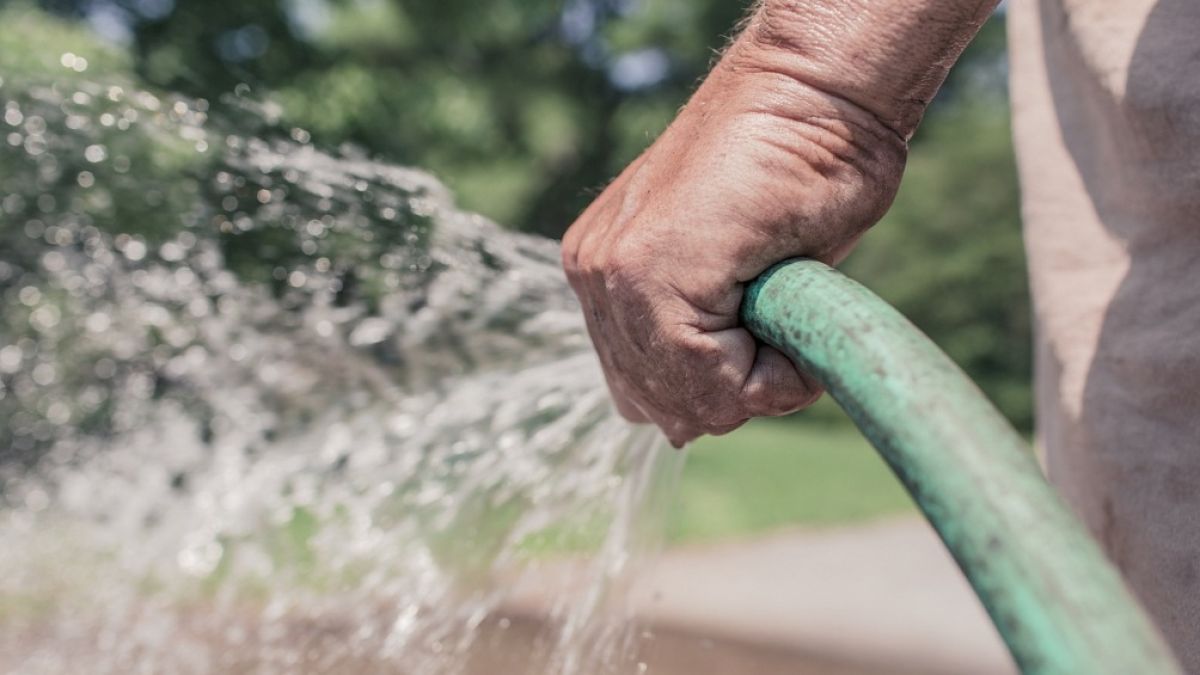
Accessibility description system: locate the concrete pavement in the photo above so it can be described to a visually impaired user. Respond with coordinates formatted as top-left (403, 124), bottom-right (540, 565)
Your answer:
top-left (507, 516), bottom-right (1016, 674)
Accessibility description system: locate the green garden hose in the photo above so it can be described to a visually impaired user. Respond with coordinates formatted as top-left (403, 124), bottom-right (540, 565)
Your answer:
top-left (741, 259), bottom-right (1180, 674)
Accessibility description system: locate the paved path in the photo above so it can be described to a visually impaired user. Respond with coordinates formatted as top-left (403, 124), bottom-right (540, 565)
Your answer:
top-left (630, 517), bottom-right (1015, 674)
top-left (508, 516), bottom-right (1016, 674)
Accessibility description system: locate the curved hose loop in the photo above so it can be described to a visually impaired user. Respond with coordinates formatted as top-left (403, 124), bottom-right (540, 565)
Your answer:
top-left (740, 259), bottom-right (1180, 675)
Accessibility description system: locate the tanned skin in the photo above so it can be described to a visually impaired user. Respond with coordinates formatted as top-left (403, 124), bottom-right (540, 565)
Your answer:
top-left (562, 0), bottom-right (999, 446)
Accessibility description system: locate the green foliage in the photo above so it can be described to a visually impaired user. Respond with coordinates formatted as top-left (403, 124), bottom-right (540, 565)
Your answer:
top-left (843, 100), bottom-right (1031, 429)
top-left (0, 4), bottom-right (131, 79)
top-left (0, 7), bottom-right (442, 459)
top-left (9, 3), bottom-right (1033, 428)
top-left (24, 0), bottom-right (758, 234)
top-left (671, 418), bottom-right (914, 541)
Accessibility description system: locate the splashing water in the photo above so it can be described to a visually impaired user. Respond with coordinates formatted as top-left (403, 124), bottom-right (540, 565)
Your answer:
top-left (0, 50), bottom-right (680, 675)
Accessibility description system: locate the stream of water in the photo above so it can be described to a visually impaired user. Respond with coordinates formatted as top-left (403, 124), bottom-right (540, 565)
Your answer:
top-left (0, 61), bottom-right (680, 674)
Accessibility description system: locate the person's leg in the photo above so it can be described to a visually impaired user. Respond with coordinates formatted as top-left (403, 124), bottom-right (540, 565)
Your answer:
top-left (1009, 0), bottom-right (1200, 668)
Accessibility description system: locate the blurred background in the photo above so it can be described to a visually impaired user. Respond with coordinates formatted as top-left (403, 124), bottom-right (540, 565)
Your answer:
top-left (1, 0), bottom-right (1028, 543)
top-left (1, 2), bottom-right (1026, 672)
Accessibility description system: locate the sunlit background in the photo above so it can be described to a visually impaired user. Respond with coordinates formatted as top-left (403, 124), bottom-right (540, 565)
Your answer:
top-left (1, 1), bottom-right (1027, 673)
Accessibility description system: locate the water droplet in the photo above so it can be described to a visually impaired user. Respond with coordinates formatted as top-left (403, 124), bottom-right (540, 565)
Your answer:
top-left (160, 242), bottom-right (184, 261)
top-left (84, 144), bottom-right (108, 163)
top-left (45, 401), bottom-right (71, 426)
top-left (86, 313), bottom-right (112, 333)
top-left (23, 487), bottom-right (50, 511)
top-left (0, 345), bottom-right (23, 373)
top-left (24, 115), bottom-right (45, 135)
top-left (31, 362), bottom-right (57, 385)
top-left (177, 534), bottom-right (224, 577)
top-left (30, 305), bottom-right (61, 331)
top-left (77, 171), bottom-right (95, 188)
top-left (93, 357), bottom-right (117, 379)
top-left (123, 239), bottom-right (147, 261)
top-left (23, 135), bottom-right (47, 156)
top-left (41, 251), bottom-right (66, 272)
top-left (349, 317), bottom-right (392, 346)
top-left (18, 286), bottom-right (42, 306)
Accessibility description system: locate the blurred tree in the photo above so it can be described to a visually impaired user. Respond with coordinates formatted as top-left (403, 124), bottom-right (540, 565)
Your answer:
top-left (843, 101), bottom-right (1031, 429)
top-left (20, 0), bottom-right (751, 235)
top-left (21, 1), bottom-right (1010, 232)
top-left (832, 17), bottom-right (1032, 429)
top-left (5, 1), bottom-right (1032, 426)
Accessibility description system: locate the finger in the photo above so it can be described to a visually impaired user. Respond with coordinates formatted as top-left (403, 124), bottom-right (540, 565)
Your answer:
top-left (604, 372), bottom-right (652, 424)
top-left (629, 402), bottom-right (701, 449)
top-left (663, 422), bottom-right (701, 449)
top-left (821, 230), bottom-right (866, 266)
top-left (612, 392), bottom-right (651, 424)
top-left (581, 296), bottom-right (655, 427)
top-left (740, 344), bottom-right (823, 417)
top-left (574, 286), bottom-right (646, 425)
top-left (706, 419), bottom-right (747, 437)
top-left (641, 398), bottom-right (706, 448)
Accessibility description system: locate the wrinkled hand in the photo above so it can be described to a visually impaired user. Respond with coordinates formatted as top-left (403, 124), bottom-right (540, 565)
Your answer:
top-left (562, 41), bottom-right (908, 447)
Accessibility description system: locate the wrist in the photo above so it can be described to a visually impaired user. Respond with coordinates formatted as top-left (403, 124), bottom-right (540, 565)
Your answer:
top-left (642, 55), bottom-right (907, 271)
top-left (725, 0), bottom-right (999, 139)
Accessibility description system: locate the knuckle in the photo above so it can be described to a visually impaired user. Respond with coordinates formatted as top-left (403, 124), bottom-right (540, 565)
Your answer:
top-left (704, 420), bottom-right (745, 437)
top-left (615, 405), bottom-right (644, 423)
top-left (560, 235), bottom-right (581, 276)
top-left (679, 337), bottom-right (724, 367)
top-left (679, 390), bottom-right (740, 430)
top-left (684, 399), bottom-right (720, 425)
top-left (752, 384), bottom-right (821, 417)
top-left (797, 383), bottom-right (823, 407)
top-left (601, 234), bottom-right (653, 284)
top-left (746, 381), bottom-right (791, 414)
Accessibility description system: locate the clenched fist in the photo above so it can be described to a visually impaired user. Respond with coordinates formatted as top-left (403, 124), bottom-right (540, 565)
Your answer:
top-left (562, 1), bottom-right (994, 446)
top-left (562, 51), bottom-right (905, 445)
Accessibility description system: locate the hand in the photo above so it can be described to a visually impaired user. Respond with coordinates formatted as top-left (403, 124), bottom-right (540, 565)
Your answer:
top-left (561, 39), bottom-right (908, 447)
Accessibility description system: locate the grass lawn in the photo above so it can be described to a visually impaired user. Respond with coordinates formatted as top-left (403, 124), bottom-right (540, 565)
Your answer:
top-left (668, 414), bottom-right (915, 543)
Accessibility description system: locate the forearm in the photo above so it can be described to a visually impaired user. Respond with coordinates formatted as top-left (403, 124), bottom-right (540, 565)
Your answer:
top-left (726, 0), bottom-right (1000, 139)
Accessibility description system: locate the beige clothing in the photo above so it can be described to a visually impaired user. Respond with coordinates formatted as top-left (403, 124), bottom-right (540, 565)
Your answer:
top-left (1009, 0), bottom-right (1200, 668)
